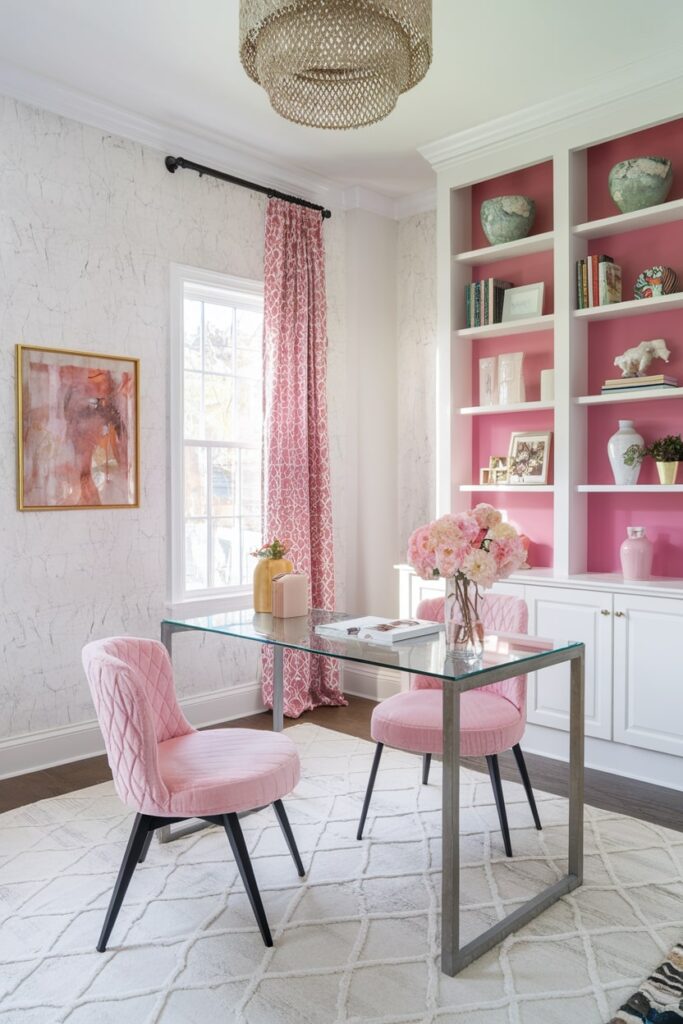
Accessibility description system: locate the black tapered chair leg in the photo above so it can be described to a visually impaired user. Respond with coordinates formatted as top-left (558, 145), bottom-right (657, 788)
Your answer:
top-left (222, 812), bottom-right (272, 947)
top-left (486, 754), bottom-right (513, 858)
top-left (357, 742), bottom-right (384, 840)
top-left (138, 830), bottom-right (154, 864)
top-left (272, 799), bottom-right (305, 877)
top-left (422, 753), bottom-right (432, 785)
top-left (512, 744), bottom-right (542, 831)
top-left (97, 813), bottom-right (153, 951)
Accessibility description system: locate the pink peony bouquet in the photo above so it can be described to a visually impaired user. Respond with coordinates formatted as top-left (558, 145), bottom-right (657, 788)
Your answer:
top-left (407, 504), bottom-right (527, 588)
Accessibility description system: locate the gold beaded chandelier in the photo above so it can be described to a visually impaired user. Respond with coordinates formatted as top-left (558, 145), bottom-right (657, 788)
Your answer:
top-left (239, 0), bottom-right (432, 130)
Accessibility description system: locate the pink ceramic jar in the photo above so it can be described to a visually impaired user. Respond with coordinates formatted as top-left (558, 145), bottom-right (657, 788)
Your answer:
top-left (619, 526), bottom-right (653, 581)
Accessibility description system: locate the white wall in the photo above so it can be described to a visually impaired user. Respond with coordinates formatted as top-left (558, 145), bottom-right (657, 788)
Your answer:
top-left (0, 96), bottom-right (351, 772)
top-left (344, 209), bottom-right (399, 618)
top-left (0, 96), bottom-right (437, 773)
top-left (396, 211), bottom-right (437, 555)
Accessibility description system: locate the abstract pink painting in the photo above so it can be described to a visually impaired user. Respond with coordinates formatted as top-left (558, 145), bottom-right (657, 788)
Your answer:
top-left (17, 346), bottom-right (139, 510)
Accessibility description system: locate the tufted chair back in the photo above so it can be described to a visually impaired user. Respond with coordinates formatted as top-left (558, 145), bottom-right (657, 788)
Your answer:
top-left (82, 637), bottom-right (194, 815)
top-left (414, 593), bottom-right (529, 713)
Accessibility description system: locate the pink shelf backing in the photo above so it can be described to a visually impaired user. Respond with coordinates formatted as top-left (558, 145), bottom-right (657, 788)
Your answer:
top-left (468, 408), bottom-right (555, 568)
top-left (587, 219), bottom-right (683, 304)
top-left (587, 492), bottom-right (683, 577)
top-left (471, 249), bottom-right (554, 318)
top-left (470, 160), bottom-right (553, 252)
top-left (585, 116), bottom-right (683, 222)
top-left (471, 332), bottom-right (553, 406)
top-left (587, 308), bottom-right (683, 396)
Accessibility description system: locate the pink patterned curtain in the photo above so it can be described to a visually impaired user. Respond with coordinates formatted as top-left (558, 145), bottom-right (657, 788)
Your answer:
top-left (260, 198), bottom-right (347, 717)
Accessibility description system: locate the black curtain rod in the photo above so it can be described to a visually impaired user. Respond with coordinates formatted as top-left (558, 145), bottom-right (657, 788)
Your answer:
top-left (165, 155), bottom-right (332, 219)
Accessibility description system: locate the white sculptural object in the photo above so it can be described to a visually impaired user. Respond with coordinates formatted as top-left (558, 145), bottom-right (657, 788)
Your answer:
top-left (614, 338), bottom-right (671, 377)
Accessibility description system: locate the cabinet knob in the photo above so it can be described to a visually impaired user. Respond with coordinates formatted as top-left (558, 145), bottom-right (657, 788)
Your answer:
top-left (600, 609), bottom-right (611, 616)
top-left (614, 611), bottom-right (626, 618)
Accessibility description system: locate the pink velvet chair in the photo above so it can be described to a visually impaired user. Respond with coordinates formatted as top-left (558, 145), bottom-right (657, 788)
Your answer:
top-left (82, 637), bottom-right (304, 950)
top-left (357, 593), bottom-right (541, 857)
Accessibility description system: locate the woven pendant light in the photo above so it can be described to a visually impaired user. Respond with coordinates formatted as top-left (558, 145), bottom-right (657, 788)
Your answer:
top-left (239, 0), bottom-right (432, 130)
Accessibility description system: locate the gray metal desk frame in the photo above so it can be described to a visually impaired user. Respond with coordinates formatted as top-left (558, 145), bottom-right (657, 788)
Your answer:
top-left (159, 617), bottom-right (584, 977)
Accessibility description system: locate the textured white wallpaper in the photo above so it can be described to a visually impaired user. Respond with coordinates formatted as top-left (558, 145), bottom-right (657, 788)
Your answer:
top-left (0, 97), bottom-right (349, 741)
top-left (396, 210), bottom-right (437, 555)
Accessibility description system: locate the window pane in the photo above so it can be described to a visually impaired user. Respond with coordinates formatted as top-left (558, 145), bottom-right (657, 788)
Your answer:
top-left (211, 447), bottom-right (236, 517)
top-left (241, 516), bottom-right (262, 585)
top-left (183, 371), bottom-right (202, 439)
top-left (184, 445), bottom-right (207, 517)
top-left (240, 448), bottom-right (261, 516)
top-left (203, 373), bottom-right (234, 441)
top-left (204, 303), bottom-right (233, 374)
top-left (185, 519), bottom-right (208, 590)
top-left (236, 308), bottom-right (262, 378)
top-left (184, 298), bottom-right (202, 371)
top-left (235, 379), bottom-right (261, 444)
top-left (212, 517), bottom-right (239, 588)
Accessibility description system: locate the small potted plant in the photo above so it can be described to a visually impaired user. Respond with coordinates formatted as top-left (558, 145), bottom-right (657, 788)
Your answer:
top-left (251, 538), bottom-right (293, 613)
top-left (624, 433), bottom-right (683, 485)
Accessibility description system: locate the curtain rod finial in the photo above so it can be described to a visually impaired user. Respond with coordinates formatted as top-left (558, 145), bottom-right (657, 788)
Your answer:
top-left (165, 156), bottom-right (179, 173)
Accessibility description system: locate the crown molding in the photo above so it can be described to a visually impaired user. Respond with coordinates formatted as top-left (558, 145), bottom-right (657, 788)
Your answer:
top-left (395, 187), bottom-right (436, 219)
top-left (420, 48), bottom-right (683, 170)
top-left (0, 60), bottom-right (349, 209)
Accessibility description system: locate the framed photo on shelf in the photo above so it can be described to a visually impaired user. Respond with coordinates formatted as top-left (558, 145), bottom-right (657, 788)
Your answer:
top-left (507, 431), bottom-right (552, 485)
top-left (479, 467), bottom-right (491, 485)
top-left (502, 282), bottom-right (544, 322)
top-left (488, 455), bottom-right (509, 485)
top-left (16, 344), bottom-right (140, 510)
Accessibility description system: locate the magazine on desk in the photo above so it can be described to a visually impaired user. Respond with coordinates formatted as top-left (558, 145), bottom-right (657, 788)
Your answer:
top-left (314, 616), bottom-right (443, 646)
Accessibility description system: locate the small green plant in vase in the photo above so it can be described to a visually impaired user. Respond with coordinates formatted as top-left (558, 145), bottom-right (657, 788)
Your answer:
top-left (624, 433), bottom-right (683, 485)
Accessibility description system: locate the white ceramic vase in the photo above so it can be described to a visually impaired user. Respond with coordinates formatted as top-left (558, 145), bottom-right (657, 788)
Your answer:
top-left (607, 420), bottom-right (643, 485)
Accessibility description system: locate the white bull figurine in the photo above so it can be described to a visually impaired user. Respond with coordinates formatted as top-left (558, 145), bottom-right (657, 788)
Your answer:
top-left (614, 338), bottom-right (671, 377)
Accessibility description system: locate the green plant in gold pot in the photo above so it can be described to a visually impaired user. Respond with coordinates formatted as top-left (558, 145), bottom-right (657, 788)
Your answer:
top-left (624, 433), bottom-right (683, 485)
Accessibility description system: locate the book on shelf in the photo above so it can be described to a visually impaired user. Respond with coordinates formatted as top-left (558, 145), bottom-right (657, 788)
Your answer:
top-left (314, 616), bottom-right (443, 646)
top-left (601, 375), bottom-right (678, 393)
top-left (465, 279), bottom-right (512, 327)
top-left (576, 256), bottom-right (621, 308)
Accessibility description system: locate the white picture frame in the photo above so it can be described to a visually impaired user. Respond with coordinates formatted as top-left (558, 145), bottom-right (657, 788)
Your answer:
top-left (502, 282), bottom-right (545, 322)
top-left (507, 430), bottom-right (552, 485)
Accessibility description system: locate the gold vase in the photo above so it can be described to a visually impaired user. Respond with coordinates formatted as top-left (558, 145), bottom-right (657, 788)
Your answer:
top-left (253, 557), bottom-right (293, 613)
top-left (656, 461), bottom-right (679, 485)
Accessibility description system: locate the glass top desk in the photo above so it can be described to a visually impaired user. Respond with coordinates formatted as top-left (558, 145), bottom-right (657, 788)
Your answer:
top-left (161, 608), bottom-right (585, 977)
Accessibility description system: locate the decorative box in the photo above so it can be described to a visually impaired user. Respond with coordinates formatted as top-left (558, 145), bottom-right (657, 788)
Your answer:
top-left (271, 573), bottom-right (308, 618)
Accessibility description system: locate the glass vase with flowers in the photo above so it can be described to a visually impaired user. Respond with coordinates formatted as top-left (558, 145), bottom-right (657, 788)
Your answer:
top-left (407, 505), bottom-right (528, 662)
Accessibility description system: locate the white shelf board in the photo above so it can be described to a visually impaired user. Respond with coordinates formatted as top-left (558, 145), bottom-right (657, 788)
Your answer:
top-left (456, 314), bottom-right (554, 340)
top-left (460, 484), bottom-right (555, 493)
top-left (460, 400), bottom-right (554, 416)
top-left (454, 231), bottom-right (554, 266)
top-left (574, 291), bottom-right (683, 322)
top-left (576, 387), bottom-right (683, 405)
top-left (573, 197), bottom-right (683, 239)
top-left (577, 484), bottom-right (683, 493)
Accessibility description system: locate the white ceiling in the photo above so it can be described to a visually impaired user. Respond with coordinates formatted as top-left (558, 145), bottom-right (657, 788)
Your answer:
top-left (1, 0), bottom-right (682, 198)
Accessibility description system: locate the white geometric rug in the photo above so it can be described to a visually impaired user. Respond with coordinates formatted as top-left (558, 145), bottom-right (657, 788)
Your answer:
top-left (1, 724), bottom-right (682, 1024)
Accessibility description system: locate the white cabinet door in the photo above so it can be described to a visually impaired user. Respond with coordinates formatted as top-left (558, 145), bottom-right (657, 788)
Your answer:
top-left (526, 586), bottom-right (613, 740)
top-left (613, 593), bottom-right (683, 757)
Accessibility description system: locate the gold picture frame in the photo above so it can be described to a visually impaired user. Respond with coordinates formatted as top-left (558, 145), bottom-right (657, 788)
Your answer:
top-left (17, 344), bottom-right (140, 510)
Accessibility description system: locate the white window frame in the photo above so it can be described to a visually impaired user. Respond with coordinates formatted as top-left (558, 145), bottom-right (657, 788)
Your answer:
top-left (169, 263), bottom-right (264, 614)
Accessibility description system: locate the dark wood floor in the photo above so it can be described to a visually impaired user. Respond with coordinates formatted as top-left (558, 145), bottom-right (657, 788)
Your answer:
top-left (2, 695), bottom-right (681, 831)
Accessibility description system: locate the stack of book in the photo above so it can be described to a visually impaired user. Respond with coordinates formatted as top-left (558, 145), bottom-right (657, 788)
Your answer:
top-left (465, 278), bottom-right (512, 327)
top-left (576, 255), bottom-right (622, 308)
top-left (601, 373), bottom-right (679, 394)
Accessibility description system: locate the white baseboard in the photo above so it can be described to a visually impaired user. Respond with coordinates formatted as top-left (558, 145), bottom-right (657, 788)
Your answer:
top-left (0, 682), bottom-right (265, 781)
top-left (342, 663), bottom-right (398, 701)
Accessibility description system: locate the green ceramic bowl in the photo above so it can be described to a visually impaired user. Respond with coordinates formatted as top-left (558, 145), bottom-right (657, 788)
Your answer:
top-left (480, 195), bottom-right (536, 245)
top-left (608, 157), bottom-right (673, 213)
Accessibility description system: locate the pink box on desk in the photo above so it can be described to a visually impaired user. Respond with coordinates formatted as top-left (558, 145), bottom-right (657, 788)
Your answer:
top-left (271, 573), bottom-right (308, 618)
